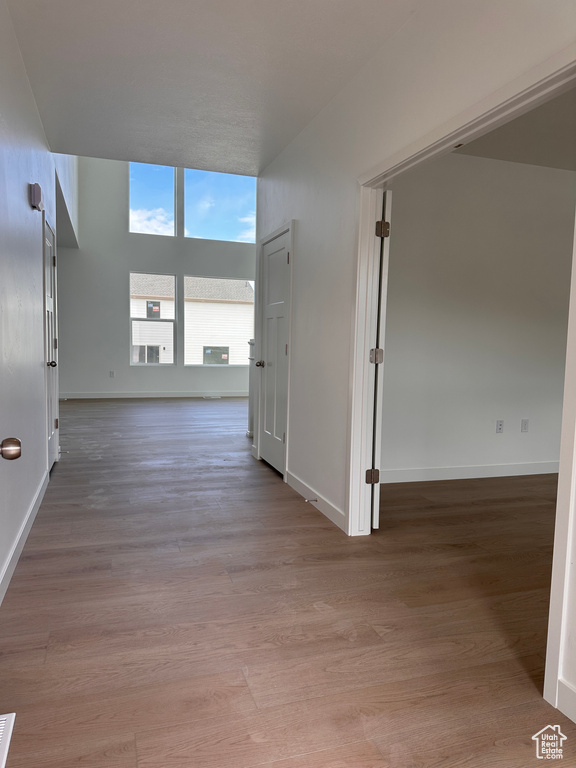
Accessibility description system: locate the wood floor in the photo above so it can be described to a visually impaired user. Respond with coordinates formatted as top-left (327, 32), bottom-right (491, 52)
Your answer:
top-left (1, 397), bottom-right (574, 767)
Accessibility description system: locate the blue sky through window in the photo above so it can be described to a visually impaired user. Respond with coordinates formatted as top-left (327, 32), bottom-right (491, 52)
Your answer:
top-left (129, 163), bottom-right (175, 236)
top-left (184, 169), bottom-right (256, 243)
top-left (129, 162), bottom-right (256, 243)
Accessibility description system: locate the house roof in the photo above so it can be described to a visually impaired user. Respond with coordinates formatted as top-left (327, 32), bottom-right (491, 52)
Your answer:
top-left (130, 273), bottom-right (254, 303)
top-left (184, 277), bottom-right (254, 303)
top-left (130, 273), bottom-right (174, 298)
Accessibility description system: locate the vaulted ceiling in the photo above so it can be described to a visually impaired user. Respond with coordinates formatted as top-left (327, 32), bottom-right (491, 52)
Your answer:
top-left (7, 0), bottom-right (419, 175)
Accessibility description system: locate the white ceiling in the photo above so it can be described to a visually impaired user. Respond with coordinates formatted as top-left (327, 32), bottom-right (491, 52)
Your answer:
top-left (457, 87), bottom-right (576, 171)
top-left (7, 0), bottom-right (418, 176)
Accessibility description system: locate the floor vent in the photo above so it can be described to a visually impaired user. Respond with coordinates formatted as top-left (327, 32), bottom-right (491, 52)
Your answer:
top-left (0, 714), bottom-right (15, 768)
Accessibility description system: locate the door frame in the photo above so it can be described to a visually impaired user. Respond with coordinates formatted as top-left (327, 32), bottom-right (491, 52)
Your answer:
top-left (348, 59), bottom-right (576, 708)
top-left (252, 220), bottom-right (294, 479)
top-left (43, 216), bottom-right (60, 469)
top-left (349, 59), bottom-right (576, 535)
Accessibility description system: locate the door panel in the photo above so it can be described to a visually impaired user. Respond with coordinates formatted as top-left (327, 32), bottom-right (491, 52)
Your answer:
top-left (259, 229), bottom-right (291, 474)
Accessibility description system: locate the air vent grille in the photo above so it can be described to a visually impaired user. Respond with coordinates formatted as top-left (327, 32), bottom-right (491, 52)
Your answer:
top-left (0, 714), bottom-right (15, 768)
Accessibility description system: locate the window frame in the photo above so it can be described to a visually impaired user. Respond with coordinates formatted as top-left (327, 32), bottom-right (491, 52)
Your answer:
top-left (129, 272), bottom-right (177, 367)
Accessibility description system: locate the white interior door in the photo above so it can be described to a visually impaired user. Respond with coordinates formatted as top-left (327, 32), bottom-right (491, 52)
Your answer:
top-left (370, 191), bottom-right (392, 529)
top-left (44, 220), bottom-right (59, 468)
top-left (258, 227), bottom-right (291, 474)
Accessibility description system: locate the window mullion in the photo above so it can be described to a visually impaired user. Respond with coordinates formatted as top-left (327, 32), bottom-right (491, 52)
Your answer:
top-left (175, 167), bottom-right (185, 238)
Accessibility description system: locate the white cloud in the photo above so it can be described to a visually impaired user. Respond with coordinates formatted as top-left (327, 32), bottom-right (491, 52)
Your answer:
top-left (236, 212), bottom-right (256, 243)
top-left (197, 196), bottom-right (215, 216)
top-left (130, 208), bottom-right (174, 236)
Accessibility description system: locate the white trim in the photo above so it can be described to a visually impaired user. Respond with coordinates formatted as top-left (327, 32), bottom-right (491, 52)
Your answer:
top-left (380, 462), bottom-right (559, 484)
top-left (60, 391), bottom-right (249, 399)
top-left (557, 679), bottom-right (576, 724)
top-left (286, 470), bottom-right (350, 535)
top-left (371, 191), bottom-right (393, 530)
top-left (348, 187), bottom-right (382, 536)
top-left (0, 472), bottom-right (49, 605)
top-left (545, 208), bottom-right (576, 709)
top-left (358, 54), bottom-right (576, 188)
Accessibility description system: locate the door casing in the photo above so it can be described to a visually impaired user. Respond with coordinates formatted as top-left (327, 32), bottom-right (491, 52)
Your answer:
top-left (44, 218), bottom-right (60, 469)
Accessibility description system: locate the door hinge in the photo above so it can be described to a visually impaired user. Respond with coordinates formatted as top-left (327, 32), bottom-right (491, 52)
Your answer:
top-left (54, 338), bottom-right (58, 350)
top-left (287, 251), bottom-right (290, 265)
top-left (375, 220), bottom-right (390, 238)
top-left (365, 468), bottom-right (380, 485)
top-left (369, 348), bottom-right (384, 364)
top-left (55, 418), bottom-right (59, 429)
top-left (282, 432), bottom-right (286, 444)
top-left (285, 343), bottom-right (288, 356)
top-left (53, 255), bottom-right (56, 266)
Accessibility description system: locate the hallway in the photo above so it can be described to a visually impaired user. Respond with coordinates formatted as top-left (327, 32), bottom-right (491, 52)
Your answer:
top-left (0, 398), bottom-right (574, 767)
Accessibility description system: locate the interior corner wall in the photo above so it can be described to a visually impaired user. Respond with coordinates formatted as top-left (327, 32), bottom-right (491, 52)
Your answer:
top-left (53, 153), bottom-right (79, 247)
top-left (380, 153), bottom-right (576, 482)
top-left (57, 157), bottom-right (256, 398)
top-left (0, 0), bottom-right (62, 601)
top-left (256, 0), bottom-right (576, 523)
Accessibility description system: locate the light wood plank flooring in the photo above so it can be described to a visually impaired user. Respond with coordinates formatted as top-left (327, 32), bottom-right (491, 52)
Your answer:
top-left (0, 397), bottom-right (574, 767)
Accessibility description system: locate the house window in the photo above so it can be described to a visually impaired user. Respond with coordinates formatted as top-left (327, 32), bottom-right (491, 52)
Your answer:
top-left (129, 162), bottom-right (175, 236)
top-left (130, 272), bottom-right (175, 364)
top-left (184, 276), bottom-right (254, 365)
top-left (184, 169), bottom-right (256, 243)
top-left (133, 345), bottom-right (160, 364)
top-left (129, 163), bottom-right (256, 243)
top-left (203, 346), bottom-right (229, 365)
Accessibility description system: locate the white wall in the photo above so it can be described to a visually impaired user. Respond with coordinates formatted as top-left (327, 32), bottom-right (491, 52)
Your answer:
top-left (53, 153), bottom-right (79, 247)
top-left (257, 0), bottom-right (576, 526)
top-left (184, 302), bottom-right (254, 365)
top-left (380, 153), bottom-right (576, 481)
top-left (58, 157), bottom-right (256, 398)
top-left (0, 0), bottom-right (71, 601)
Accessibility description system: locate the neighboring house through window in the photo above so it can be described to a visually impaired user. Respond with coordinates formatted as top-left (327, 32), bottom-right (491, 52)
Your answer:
top-left (130, 272), bottom-right (175, 365)
top-left (184, 277), bottom-right (254, 365)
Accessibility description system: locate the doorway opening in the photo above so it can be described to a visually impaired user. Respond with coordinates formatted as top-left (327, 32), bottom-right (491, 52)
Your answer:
top-left (350, 68), bottom-right (576, 713)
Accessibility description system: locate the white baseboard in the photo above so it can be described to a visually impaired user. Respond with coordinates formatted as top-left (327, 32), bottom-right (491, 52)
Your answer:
top-left (379, 461), bottom-right (559, 484)
top-left (557, 679), bottom-right (576, 724)
top-left (0, 472), bottom-right (49, 606)
top-left (286, 471), bottom-right (351, 535)
top-left (60, 391), bottom-right (249, 399)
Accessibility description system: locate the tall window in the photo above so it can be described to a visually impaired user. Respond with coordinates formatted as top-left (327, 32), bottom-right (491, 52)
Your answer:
top-left (130, 273), bottom-right (175, 364)
top-left (184, 170), bottom-right (256, 243)
top-left (129, 163), bottom-right (175, 236)
top-left (184, 277), bottom-right (254, 365)
top-left (128, 162), bottom-right (256, 243)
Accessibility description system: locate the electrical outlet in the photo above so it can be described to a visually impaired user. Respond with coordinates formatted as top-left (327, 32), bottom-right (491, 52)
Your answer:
top-left (109, 370), bottom-right (115, 378)
top-left (496, 420), bottom-right (504, 433)
top-left (521, 418), bottom-right (529, 433)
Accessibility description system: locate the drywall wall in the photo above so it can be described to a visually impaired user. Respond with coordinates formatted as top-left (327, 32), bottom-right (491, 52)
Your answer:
top-left (0, 0), bottom-right (63, 601)
top-left (380, 153), bottom-right (576, 481)
top-left (54, 153), bottom-right (79, 248)
top-left (257, 0), bottom-right (576, 525)
top-left (57, 157), bottom-right (256, 398)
